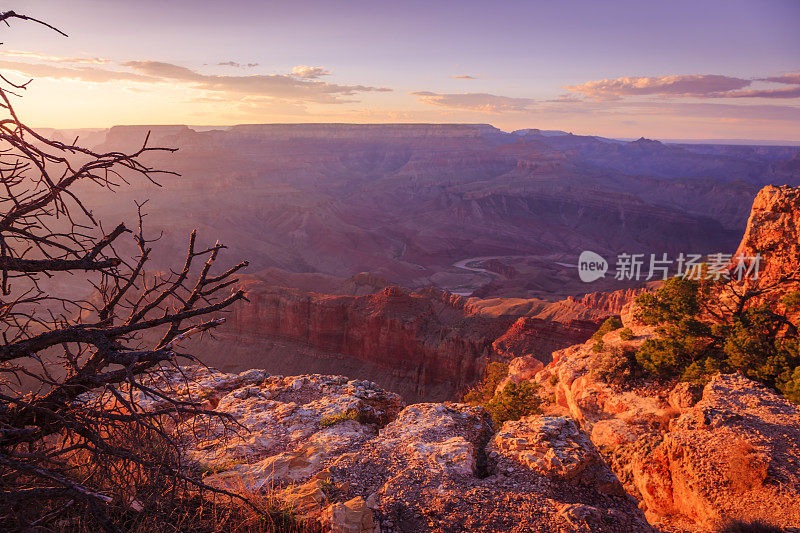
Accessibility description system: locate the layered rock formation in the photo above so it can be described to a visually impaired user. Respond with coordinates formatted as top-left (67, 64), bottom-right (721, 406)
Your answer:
top-left (147, 366), bottom-right (651, 532)
top-left (195, 284), bottom-right (600, 402)
top-left (492, 316), bottom-right (599, 371)
top-left (211, 285), bottom-right (511, 401)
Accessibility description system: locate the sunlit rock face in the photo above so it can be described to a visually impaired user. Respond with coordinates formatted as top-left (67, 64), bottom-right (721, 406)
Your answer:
top-left (151, 366), bottom-right (651, 532)
top-left (532, 326), bottom-right (800, 531)
top-left (734, 184), bottom-right (800, 285)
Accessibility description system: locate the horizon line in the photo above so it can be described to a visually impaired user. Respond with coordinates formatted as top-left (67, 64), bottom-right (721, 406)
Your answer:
top-left (32, 122), bottom-right (800, 147)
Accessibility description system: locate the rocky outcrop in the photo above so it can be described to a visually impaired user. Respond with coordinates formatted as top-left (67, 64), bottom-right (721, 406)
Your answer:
top-left (568, 288), bottom-right (648, 316)
top-left (626, 374), bottom-right (800, 531)
top-left (734, 184), bottom-right (800, 285)
top-left (154, 366), bottom-right (650, 533)
top-left (518, 304), bottom-right (800, 532)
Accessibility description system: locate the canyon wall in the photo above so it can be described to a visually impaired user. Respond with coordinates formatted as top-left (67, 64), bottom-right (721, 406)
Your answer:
top-left (191, 283), bottom-right (601, 402)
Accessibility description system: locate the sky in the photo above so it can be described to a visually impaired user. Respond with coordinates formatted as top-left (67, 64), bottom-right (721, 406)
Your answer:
top-left (1, 0), bottom-right (799, 141)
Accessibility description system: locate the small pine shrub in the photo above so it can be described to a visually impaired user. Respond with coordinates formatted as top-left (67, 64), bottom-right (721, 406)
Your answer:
top-left (463, 362), bottom-right (509, 404)
top-left (592, 347), bottom-right (639, 384)
top-left (629, 275), bottom-right (800, 403)
top-left (779, 365), bottom-right (800, 403)
top-left (484, 380), bottom-right (543, 428)
top-left (592, 317), bottom-right (623, 341)
top-left (619, 327), bottom-right (634, 341)
top-left (464, 363), bottom-right (542, 428)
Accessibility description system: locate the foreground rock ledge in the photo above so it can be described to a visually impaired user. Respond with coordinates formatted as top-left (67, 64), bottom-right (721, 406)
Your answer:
top-left (143, 366), bottom-right (651, 532)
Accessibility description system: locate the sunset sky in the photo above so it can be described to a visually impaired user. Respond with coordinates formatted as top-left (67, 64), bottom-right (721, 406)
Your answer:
top-left (2, 0), bottom-right (799, 141)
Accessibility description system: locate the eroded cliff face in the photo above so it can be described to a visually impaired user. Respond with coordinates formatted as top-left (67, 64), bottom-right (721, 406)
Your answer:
top-left (734, 184), bottom-right (800, 285)
top-left (202, 284), bottom-right (599, 402)
top-left (215, 285), bottom-right (509, 401)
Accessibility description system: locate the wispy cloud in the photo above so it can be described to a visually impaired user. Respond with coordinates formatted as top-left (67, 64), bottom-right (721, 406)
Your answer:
top-left (121, 61), bottom-right (390, 103)
top-left (564, 74), bottom-right (751, 100)
top-left (723, 86), bottom-right (800, 99)
top-left (761, 72), bottom-right (800, 85)
top-left (565, 72), bottom-right (800, 100)
top-left (411, 91), bottom-right (536, 113)
top-left (0, 60), bottom-right (154, 83)
top-left (451, 74), bottom-right (484, 80)
top-left (218, 61), bottom-right (260, 68)
top-left (290, 65), bottom-right (331, 79)
top-left (0, 50), bottom-right (110, 65)
top-left (0, 56), bottom-right (390, 104)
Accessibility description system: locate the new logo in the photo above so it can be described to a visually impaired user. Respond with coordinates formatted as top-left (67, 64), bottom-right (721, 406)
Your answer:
top-left (578, 250), bottom-right (608, 282)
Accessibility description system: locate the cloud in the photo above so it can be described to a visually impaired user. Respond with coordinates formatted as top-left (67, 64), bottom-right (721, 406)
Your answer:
top-left (565, 74), bottom-right (751, 99)
top-left (0, 60), bottom-right (155, 83)
top-left (0, 56), bottom-right (390, 104)
top-left (721, 72), bottom-right (800, 98)
top-left (723, 86), bottom-right (800, 99)
top-left (290, 65), bottom-right (331, 79)
top-left (565, 73), bottom-right (800, 100)
top-left (0, 50), bottom-right (110, 65)
top-left (761, 72), bottom-right (800, 85)
top-left (218, 61), bottom-right (260, 68)
top-left (451, 74), bottom-right (484, 80)
top-left (412, 91), bottom-right (537, 113)
top-left (122, 60), bottom-right (389, 103)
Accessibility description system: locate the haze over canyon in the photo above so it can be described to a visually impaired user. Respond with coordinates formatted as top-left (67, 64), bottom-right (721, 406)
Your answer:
top-left (46, 123), bottom-right (800, 402)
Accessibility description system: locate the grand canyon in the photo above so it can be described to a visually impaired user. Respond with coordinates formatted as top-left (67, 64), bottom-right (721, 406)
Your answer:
top-left (2, 3), bottom-right (800, 533)
top-left (61, 123), bottom-right (798, 403)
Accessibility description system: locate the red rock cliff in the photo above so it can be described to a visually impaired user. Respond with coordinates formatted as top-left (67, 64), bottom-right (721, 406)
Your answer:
top-left (209, 284), bottom-right (599, 401)
top-left (734, 184), bottom-right (800, 284)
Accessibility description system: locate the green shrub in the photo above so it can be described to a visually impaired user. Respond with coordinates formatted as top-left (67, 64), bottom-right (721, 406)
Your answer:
top-left (782, 291), bottom-right (800, 310)
top-left (778, 365), bottom-right (800, 403)
top-left (592, 317), bottom-right (623, 341)
top-left (593, 347), bottom-right (639, 384)
top-left (464, 363), bottom-right (542, 428)
top-left (634, 277), bottom-right (701, 325)
top-left (484, 380), bottom-right (543, 428)
top-left (632, 276), bottom-right (800, 400)
top-left (463, 362), bottom-right (509, 404)
top-left (592, 339), bottom-right (605, 353)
